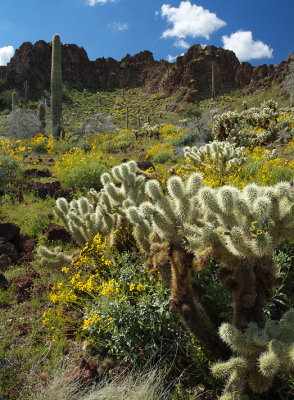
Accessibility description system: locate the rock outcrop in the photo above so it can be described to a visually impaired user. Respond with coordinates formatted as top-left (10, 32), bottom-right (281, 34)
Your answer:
top-left (0, 40), bottom-right (291, 102)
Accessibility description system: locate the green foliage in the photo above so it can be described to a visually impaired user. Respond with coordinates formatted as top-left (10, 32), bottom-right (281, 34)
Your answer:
top-left (83, 251), bottom-right (187, 362)
top-left (167, 130), bottom-right (200, 147)
top-left (194, 260), bottom-right (232, 326)
top-left (181, 102), bottom-right (202, 119)
top-left (153, 151), bottom-right (173, 164)
top-left (63, 161), bottom-right (109, 191)
top-left (0, 154), bottom-right (22, 183)
top-left (26, 209), bottom-right (52, 239)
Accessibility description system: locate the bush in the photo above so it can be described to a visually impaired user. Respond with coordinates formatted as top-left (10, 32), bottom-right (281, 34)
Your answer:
top-left (63, 161), bottom-right (109, 191)
top-left (82, 113), bottom-right (114, 135)
top-left (0, 155), bottom-right (22, 183)
top-left (3, 107), bottom-right (41, 139)
top-left (152, 151), bottom-right (173, 164)
top-left (168, 131), bottom-right (201, 147)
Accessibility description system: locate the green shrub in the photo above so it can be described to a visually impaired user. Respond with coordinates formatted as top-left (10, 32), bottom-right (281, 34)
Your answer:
top-left (0, 155), bottom-right (22, 183)
top-left (82, 251), bottom-right (194, 363)
top-left (26, 210), bottom-right (52, 239)
top-left (152, 151), bottom-right (173, 164)
top-left (63, 161), bottom-right (109, 191)
top-left (168, 131), bottom-right (200, 147)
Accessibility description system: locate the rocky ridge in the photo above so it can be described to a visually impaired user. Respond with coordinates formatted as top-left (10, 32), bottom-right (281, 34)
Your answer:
top-left (0, 40), bottom-right (291, 102)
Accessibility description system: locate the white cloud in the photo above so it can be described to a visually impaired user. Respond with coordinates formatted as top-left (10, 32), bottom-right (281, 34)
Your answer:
top-left (222, 30), bottom-right (273, 61)
top-left (87, 0), bottom-right (116, 5)
top-left (0, 46), bottom-right (14, 66)
top-left (107, 22), bottom-right (128, 31)
top-left (167, 53), bottom-right (184, 62)
top-left (161, 1), bottom-right (226, 40)
top-left (174, 39), bottom-right (190, 49)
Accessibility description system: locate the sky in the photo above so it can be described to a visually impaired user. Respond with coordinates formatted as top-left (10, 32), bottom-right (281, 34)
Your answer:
top-left (0, 0), bottom-right (293, 68)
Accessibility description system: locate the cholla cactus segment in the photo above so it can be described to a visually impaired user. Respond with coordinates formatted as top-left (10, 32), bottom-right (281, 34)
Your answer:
top-left (126, 172), bottom-right (206, 252)
top-left (38, 246), bottom-right (72, 268)
top-left (184, 141), bottom-right (246, 173)
top-left (52, 160), bottom-right (149, 250)
top-left (213, 310), bottom-right (294, 397)
top-left (199, 181), bottom-right (294, 258)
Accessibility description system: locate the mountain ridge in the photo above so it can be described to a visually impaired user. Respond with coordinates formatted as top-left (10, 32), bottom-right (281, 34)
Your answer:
top-left (0, 40), bottom-right (291, 102)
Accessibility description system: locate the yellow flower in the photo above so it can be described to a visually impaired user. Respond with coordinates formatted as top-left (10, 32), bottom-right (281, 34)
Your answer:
top-left (129, 283), bottom-right (135, 291)
top-left (137, 283), bottom-right (143, 292)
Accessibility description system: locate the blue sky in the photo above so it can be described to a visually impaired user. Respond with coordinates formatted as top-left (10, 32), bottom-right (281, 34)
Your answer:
top-left (0, 0), bottom-right (293, 67)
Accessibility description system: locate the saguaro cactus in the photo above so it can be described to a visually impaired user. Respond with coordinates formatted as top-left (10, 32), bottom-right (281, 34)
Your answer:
top-left (24, 80), bottom-right (29, 101)
top-left (38, 101), bottom-right (46, 133)
top-left (126, 106), bottom-right (129, 130)
top-left (11, 91), bottom-right (17, 110)
top-left (51, 33), bottom-right (62, 139)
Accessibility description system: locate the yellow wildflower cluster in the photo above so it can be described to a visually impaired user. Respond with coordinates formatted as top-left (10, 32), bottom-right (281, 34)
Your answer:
top-left (44, 233), bottom-right (149, 339)
top-left (160, 124), bottom-right (187, 141)
top-left (0, 137), bottom-right (31, 160)
top-left (145, 143), bottom-right (174, 160)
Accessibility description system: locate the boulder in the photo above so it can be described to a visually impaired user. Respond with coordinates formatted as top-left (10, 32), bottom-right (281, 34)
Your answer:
top-left (0, 273), bottom-right (9, 290)
top-left (0, 237), bottom-right (19, 264)
top-left (64, 358), bottom-right (99, 386)
top-left (45, 223), bottom-right (72, 243)
top-left (0, 223), bottom-right (20, 241)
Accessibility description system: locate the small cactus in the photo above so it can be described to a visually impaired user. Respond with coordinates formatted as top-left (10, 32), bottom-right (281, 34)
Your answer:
top-left (11, 90), bottom-right (17, 110)
top-left (38, 101), bottom-right (46, 133)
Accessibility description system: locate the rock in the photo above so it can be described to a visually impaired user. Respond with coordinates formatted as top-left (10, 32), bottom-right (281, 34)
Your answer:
top-left (11, 274), bottom-right (34, 302)
top-left (0, 237), bottom-right (19, 264)
top-left (54, 188), bottom-right (75, 201)
top-left (137, 160), bottom-right (155, 171)
top-left (0, 223), bottom-right (20, 241)
top-left (0, 39), bottom-right (289, 102)
top-left (0, 273), bottom-right (9, 290)
top-left (12, 233), bottom-right (35, 253)
top-left (44, 223), bottom-right (72, 243)
top-left (24, 168), bottom-right (52, 178)
top-left (0, 254), bottom-right (13, 271)
top-left (29, 181), bottom-right (61, 199)
top-left (21, 252), bottom-right (35, 263)
top-left (64, 358), bottom-right (98, 386)
top-left (32, 283), bottom-right (53, 297)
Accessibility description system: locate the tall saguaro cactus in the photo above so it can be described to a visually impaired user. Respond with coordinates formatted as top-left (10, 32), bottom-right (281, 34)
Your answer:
top-left (51, 33), bottom-right (62, 139)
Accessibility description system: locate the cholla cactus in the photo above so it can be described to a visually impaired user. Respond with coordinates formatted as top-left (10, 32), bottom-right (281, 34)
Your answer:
top-left (126, 174), bottom-right (294, 356)
top-left (184, 141), bottom-right (246, 173)
top-left (38, 161), bottom-right (148, 267)
top-left (38, 246), bottom-right (72, 268)
top-left (212, 101), bottom-right (280, 143)
top-left (126, 173), bottom-right (231, 358)
top-left (212, 310), bottom-right (294, 398)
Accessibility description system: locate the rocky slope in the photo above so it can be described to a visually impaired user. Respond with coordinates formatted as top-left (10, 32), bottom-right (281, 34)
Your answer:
top-left (0, 40), bottom-right (291, 101)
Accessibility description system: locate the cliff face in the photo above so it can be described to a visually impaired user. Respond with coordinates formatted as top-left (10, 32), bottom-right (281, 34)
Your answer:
top-left (0, 40), bottom-right (290, 101)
